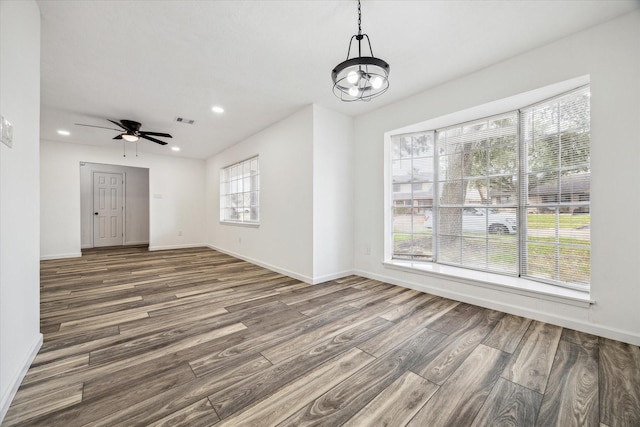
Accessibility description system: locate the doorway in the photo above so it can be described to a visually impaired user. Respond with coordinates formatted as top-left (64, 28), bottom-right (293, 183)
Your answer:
top-left (80, 162), bottom-right (150, 249)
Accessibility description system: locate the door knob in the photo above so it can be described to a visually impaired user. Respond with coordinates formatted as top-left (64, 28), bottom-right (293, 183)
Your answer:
top-left (94, 212), bottom-right (99, 215)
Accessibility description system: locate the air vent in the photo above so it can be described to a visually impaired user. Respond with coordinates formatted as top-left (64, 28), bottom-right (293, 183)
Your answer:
top-left (175, 117), bottom-right (195, 125)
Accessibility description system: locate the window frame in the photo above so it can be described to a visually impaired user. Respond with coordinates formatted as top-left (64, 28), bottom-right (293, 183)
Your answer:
top-left (386, 85), bottom-right (590, 291)
top-left (220, 155), bottom-right (260, 226)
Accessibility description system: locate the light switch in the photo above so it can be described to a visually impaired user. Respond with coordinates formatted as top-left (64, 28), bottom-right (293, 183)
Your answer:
top-left (1, 115), bottom-right (13, 148)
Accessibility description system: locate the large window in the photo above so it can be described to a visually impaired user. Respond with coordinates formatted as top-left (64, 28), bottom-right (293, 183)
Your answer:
top-left (390, 86), bottom-right (590, 289)
top-left (220, 156), bottom-right (260, 224)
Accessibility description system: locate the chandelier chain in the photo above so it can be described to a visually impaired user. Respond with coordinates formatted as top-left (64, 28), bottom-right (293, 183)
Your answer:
top-left (357, 0), bottom-right (362, 35)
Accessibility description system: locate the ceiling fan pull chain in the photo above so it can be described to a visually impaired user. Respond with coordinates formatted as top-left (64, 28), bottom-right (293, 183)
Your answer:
top-left (123, 140), bottom-right (126, 157)
top-left (136, 140), bottom-right (139, 157)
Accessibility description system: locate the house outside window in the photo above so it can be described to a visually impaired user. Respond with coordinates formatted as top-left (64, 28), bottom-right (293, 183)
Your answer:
top-left (220, 156), bottom-right (260, 224)
top-left (390, 86), bottom-right (590, 289)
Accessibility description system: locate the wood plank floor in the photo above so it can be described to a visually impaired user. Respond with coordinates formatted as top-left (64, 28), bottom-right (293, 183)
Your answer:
top-left (3, 246), bottom-right (640, 426)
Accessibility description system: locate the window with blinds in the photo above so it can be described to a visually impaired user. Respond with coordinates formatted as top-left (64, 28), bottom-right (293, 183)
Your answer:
top-left (389, 86), bottom-right (590, 289)
top-left (391, 132), bottom-right (435, 261)
top-left (220, 156), bottom-right (260, 224)
top-left (520, 87), bottom-right (590, 286)
top-left (436, 113), bottom-right (519, 275)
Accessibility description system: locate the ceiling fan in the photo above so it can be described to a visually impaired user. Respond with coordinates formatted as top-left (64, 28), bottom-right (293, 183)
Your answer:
top-left (75, 119), bottom-right (172, 145)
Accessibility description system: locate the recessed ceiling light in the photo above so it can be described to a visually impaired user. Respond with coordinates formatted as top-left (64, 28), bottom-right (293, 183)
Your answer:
top-left (57, 130), bottom-right (70, 136)
top-left (211, 106), bottom-right (224, 114)
top-left (171, 146), bottom-right (180, 152)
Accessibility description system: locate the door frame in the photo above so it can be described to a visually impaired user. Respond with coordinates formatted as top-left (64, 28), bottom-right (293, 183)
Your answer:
top-left (91, 170), bottom-right (126, 248)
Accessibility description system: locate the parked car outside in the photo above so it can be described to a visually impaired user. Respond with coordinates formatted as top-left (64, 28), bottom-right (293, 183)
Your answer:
top-left (424, 207), bottom-right (517, 235)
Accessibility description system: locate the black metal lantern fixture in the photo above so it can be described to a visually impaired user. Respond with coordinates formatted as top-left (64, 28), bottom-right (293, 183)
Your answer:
top-left (332, 0), bottom-right (390, 102)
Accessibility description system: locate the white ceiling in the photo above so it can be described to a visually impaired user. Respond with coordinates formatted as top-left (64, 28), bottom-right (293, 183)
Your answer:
top-left (37, 0), bottom-right (638, 159)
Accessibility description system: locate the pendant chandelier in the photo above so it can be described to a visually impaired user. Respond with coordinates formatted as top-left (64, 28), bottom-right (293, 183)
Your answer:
top-left (331, 0), bottom-right (390, 102)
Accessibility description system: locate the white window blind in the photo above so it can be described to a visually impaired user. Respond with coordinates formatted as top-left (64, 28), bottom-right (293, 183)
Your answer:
top-left (520, 87), bottom-right (590, 287)
top-left (436, 113), bottom-right (519, 275)
top-left (220, 156), bottom-right (260, 224)
top-left (389, 86), bottom-right (590, 289)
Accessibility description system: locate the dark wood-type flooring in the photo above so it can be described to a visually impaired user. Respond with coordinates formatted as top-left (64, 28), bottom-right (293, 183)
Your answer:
top-left (3, 246), bottom-right (640, 426)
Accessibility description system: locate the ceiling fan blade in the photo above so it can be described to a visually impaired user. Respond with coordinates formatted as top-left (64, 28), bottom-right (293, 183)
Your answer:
top-left (140, 134), bottom-right (168, 145)
top-left (139, 131), bottom-right (172, 138)
top-left (120, 120), bottom-right (141, 131)
top-left (75, 123), bottom-right (122, 131)
top-left (107, 119), bottom-right (128, 130)
top-left (113, 134), bottom-right (123, 140)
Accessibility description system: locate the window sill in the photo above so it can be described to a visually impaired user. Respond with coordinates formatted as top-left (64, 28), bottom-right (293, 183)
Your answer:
top-left (220, 221), bottom-right (260, 228)
top-left (382, 260), bottom-right (593, 308)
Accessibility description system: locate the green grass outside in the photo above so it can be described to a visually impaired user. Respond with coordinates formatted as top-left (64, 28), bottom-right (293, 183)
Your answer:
top-left (394, 234), bottom-right (413, 242)
top-left (525, 214), bottom-right (590, 229)
top-left (393, 215), bottom-right (590, 283)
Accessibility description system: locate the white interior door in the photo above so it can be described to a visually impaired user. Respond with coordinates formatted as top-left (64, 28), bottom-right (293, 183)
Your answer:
top-left (93, 172), bottom-right (124, 247)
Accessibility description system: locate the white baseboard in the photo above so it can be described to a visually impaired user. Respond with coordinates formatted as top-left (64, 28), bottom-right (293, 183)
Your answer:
top-left (148, 243), bottom-right (207, 251)
top-left (0, 333), bottom-right (43, 423)
top-left (40, 252), bottom-right (82, 261)
top-left (124, 241), bottom-right (149, 246)
top-left (354, 268), bottom-right (640, 346)
top-left (311, 270), bottom-right (355, 285)
top-left (206, 244), bottom-right (314, 284)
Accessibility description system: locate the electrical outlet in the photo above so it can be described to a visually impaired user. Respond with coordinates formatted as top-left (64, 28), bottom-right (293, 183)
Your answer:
top-left (238, 237), bottom-right (242, 244)
top-left (365, 244), bottom-right (371, 255)
top-left (178, 230), bottom-right (182, 236)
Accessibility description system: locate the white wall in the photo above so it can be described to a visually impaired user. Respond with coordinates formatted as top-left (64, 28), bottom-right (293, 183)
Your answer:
top-left (206, 106), bottom-right (315, 282)
top-left (312, 105), bottom-right (354, 283)
top-left (205, 105), bottom-right (357, 284)
top-left (80, 162), bottom-right (150, 248)
top-left (40, 139), bottom-right (206, 258)
top-left (353, 10), bottom-right (640, 344)
top-left (0, 0), bottom-right (42, 421)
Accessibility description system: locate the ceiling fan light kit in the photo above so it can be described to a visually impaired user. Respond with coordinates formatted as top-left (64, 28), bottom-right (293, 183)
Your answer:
top-left (332, 0), bottom-right (390, 102)
top-left (75, 119), bottom-right (172, 146)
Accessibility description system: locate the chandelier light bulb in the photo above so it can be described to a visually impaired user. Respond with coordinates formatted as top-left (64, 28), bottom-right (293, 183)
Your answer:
top-left (371, 76), bottom-right (383, 89)
top-left (348, 86), bottom-right (360, 97)
top-left (347, 70), bottom-right (360, 85)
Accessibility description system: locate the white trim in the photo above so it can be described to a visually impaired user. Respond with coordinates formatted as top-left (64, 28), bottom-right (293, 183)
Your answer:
top-left (354, 268), bottom-right (640, 346)
top-left (388, 75), bottom-right (590, 136)
top-left (206, 244), bottom-right (313, 284)
top-left (0, 333), bottom-right (43, 423)
top-left (383, 260), bottom-right (592, 307)
top-left (124, 241), bottom-right (149, 246)
top-left (311, 270), bottom-right (355, 285)
top-left (148, 243), bottom-right (208, 251)
top-left (122, 171), bottom-right (127, 245)
top-left (219, 221), bottom-right (260, 228)
top-left (40, 252), bottom-right (82, 260)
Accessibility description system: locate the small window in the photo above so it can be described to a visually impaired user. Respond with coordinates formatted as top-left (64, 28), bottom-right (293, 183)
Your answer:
top-left (220, 156), bottom-right (259, 224)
